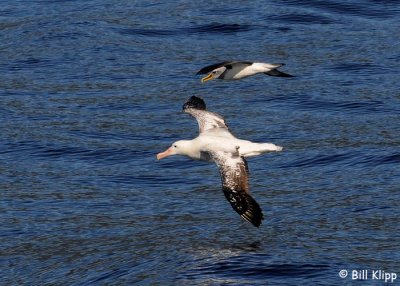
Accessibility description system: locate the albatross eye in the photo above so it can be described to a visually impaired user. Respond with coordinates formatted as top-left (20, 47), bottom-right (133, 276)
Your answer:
top-left (173, 145), bottom-right (177, 148)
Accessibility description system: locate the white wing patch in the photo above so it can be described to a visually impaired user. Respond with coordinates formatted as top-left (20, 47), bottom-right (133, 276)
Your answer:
top-left (184, 108), bottom-right (228, 134)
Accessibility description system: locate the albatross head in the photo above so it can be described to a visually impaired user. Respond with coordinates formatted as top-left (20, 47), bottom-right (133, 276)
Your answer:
top-left (156, 140), bottom-right (193, 160)
top-left (201, 67), bottom-right (226, 82)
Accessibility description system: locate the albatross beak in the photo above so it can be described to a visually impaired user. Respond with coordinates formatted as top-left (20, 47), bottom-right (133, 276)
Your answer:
top-left (201, 73), bottom-right (214, 83)
top-left (156, 147), bottom-right (174, 160)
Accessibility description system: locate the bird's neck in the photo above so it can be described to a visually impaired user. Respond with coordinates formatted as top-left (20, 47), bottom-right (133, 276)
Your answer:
top-left (178, 140), bottom-right (200, 159)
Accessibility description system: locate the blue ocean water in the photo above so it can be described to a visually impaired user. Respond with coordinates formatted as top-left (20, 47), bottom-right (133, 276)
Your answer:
top-left (1, 0), bottom-right (399, 285)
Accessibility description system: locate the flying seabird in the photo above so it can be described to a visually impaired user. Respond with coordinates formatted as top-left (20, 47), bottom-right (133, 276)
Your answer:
top-left (197, 61), bottom-right (293, 82)
top-left (156, 96), bottom-right (283, 227)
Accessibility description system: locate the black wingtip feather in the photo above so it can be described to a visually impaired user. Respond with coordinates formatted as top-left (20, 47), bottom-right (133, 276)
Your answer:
top-left (241, 196), bottom-right (264, 227)
top-left (264, 70), bottom-right (294, 77)
top-left (183, 96), bottom-right (206, 111)
top-left (223, 187), bottom-right (264, 227)
top-left (196, 61), bottom-right (231, 75)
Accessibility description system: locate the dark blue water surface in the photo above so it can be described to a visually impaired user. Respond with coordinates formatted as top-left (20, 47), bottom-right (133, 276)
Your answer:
top-left (1, 1), bottom-right (400, 285)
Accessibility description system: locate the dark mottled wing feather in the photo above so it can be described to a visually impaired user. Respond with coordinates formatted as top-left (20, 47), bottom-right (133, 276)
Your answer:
top-left (183, 96), bottom-right (228, 133)
top-left (209, 150), bottom-right (264, 227)
top-left (196, 61), bottom-right (233, 74)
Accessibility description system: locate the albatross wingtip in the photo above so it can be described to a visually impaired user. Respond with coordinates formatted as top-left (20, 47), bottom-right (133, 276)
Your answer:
top-left (242, 208), bottom-right (264, 227)
top-left (182, 96), bottom-right (206, 111)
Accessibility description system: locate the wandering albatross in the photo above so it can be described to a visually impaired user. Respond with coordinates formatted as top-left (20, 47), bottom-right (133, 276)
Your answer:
top-left (197, 61), bottom-right (293, 82)
top-left (156, 96), bottom-right (283, 227)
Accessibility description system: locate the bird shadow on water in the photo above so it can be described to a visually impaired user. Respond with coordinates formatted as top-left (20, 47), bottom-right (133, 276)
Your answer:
top-left (177, 236), bottom-right (331, 284)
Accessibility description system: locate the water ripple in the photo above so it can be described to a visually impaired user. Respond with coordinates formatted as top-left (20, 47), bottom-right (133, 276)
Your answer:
top-left (284, 152), bottom-right (354, 168)
top-left (349, 152), bottom-right (400, 167)
top-left (120, 23), bottom-right (258, 38)
top-left (283, 150), bottom-right (400, 169)
top-left (261, 94), bottom-right (391, 114)
top-left (186, 23), bottom-right (253, 34)
top-left (270, 13), bottom-right (334, 24)
top-left (1, 140), bottom-right (145, 164)
top-left (181, 254), bottom-right (330, 283)
top-left (278, 0), bottom-right (399, 19)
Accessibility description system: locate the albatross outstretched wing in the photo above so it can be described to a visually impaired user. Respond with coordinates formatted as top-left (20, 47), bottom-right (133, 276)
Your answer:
top-left (196, 61), bottom-right (255, 75)
top-left (196, 61), bottom-right (233, 75)
top-left (183, 96), bottom-right (228, 134)
top-left (208, 150), bottom-right (264, 227)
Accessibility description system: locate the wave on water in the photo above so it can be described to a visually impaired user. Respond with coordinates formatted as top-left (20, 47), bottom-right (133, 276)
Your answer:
top-left (348, 153), bottom-right (400, 167)
top-left (284, 152), bottom-right (354, 168)
top-left (278, 0), bottom-right (399, 19)
top-left (330, 62), bottom-right (388, 73)
top-left (1, 140), bottom-right (145, 164)
top-left (119, 28), bottom-right (177, 37)
top-left (282, 150), bottom-right (400, 169)
top-left (269, 13), bottom-right (334, 25)
top-left (119, 23), bottom-right (259, 37)
top-left (8, 58), bottom-right (53, 71)
top-left (180, 255), bottom-right (330, 283)
top-left (261, 93), bottom-right (390, 114)
top-left (186, 23), bottom-right (253, 34)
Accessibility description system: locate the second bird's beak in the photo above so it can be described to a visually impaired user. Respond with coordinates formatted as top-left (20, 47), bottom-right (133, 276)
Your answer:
top-left (201, 73), bottom-right (214, 83)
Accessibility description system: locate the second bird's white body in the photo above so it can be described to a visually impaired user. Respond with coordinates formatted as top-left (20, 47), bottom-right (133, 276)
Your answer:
top-left (225, 63), bottom-right (283, 80)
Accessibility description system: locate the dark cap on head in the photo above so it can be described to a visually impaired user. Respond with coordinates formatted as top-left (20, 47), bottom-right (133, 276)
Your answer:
top-left (182, 96), bottom-right (206, 111)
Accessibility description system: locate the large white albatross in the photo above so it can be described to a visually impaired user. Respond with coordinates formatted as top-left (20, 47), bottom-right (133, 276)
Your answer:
top-left (197, 61), bottom-right (293, 82)
top-left (156, 96), bottom-right (283, 227)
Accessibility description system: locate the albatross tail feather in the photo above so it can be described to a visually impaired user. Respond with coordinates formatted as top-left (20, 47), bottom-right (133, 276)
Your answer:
top-left (223, 187), bottom-right (264, 227)
top-left (239, 142), bottom-right (283, 157)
